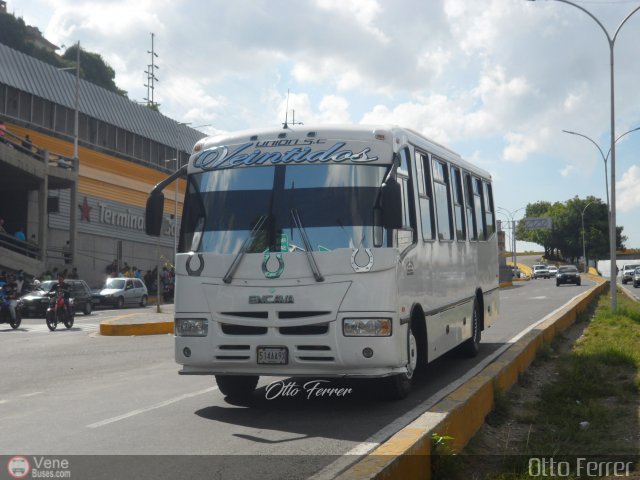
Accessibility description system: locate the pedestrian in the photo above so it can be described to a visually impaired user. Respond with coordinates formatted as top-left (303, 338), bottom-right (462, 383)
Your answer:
top-left (21, 134), bottom-right (33, 154)
top-left (14, 229), bottom-right (26, 241)
top-left (63, 240), bottom-right (72, 264)
top-left (15, 270), bottom-right (24, 293)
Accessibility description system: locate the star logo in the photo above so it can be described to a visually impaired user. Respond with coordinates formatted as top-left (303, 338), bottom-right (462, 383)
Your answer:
top-left (79, 196), bottom-right (92, 222)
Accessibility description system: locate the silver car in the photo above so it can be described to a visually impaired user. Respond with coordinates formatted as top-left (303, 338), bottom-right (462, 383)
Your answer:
top-left (532, 264), bottom-right (550, 279)
top-left (633, 267), bottom-right (640, 288)
top-left (621, 264), bottom-right (640, 284)
top-left (99, 277), bottom-right (148, 308)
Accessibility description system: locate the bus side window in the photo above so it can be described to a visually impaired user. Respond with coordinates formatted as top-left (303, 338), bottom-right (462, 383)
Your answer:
top-left (465, 173), bottom-right (478, 241)
top-left (433, 159), bottom-right (453, 241)
top-left (483, 181), bottom-right (495, 237)
top-left (416, 152), bottom-right (435, 241)
top-left (473, 177), bottom-right (486, 240)
top-left (397, 148), bottom-right (416, 245)
top-left (451, 166), bottom-right (466, 241)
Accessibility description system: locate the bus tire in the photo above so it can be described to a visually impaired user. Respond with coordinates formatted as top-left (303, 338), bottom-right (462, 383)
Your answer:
top-left (382, 324), bottom-right (417, 400)
top-left (460, 297), bottom-right (481, 358)
top-left (215, 375), bottom-right (259, 399)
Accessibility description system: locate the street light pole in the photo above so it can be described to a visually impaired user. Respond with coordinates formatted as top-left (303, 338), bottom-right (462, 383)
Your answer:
top-left (561, 130), bottom-right (609, 212)
top-left (532, 0), bottom-right (640, 309)
top-left (498, 206), bottom-right (527, 274)
top-left (57, 43), bottom-right (81, 268)
top-left (580, 201), bottom-right (595, 272)
top-left (562, 126), bottom-right (640, 217)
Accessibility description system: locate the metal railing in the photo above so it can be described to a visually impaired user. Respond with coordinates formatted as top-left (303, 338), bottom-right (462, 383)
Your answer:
top-left (0, 231), bottom-right (41, 260)
top-left (1, 127), bottom-right (76, 170)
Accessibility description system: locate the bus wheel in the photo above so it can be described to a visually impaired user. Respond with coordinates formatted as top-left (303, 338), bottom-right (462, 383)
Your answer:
top-left (215, 375), bottom-right (259, 399)
top-left (383, 325), bottom-right (416, 400)
top-left (460, 298), bottom-right (481, 358)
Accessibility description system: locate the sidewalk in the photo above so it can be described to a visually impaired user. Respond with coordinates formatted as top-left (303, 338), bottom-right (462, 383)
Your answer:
top-left (99, 303), bottom-right (174, 336)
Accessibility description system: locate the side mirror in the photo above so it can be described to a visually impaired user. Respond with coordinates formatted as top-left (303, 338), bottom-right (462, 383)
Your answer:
top-left (145, 191), bottom-right (165, 236)
top-left (381, 179), bottom-right (403, 230)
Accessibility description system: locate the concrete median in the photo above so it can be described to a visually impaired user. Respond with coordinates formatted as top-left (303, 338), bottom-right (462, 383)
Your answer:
top-left (99, 309), bottom-right (174, 336)
top-left (336, 274), bottom-right (608, 480)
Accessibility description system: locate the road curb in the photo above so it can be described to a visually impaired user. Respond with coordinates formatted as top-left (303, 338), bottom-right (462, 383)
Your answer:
top-left (99, 314), bottom-right (174, 336)
top-left (336, 277), bottom-right (608, 480)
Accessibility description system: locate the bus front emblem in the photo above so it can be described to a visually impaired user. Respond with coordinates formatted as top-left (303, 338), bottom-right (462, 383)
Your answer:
top-left (262, 252), bottom-right (284, 279)
top-left (351, 248), bottom-right (374, 273)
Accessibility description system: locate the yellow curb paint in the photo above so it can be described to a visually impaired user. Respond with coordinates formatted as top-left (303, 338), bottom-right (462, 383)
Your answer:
top-left (99, 313), bottom-right (174, 336)
top-left (339, 279), bottom-right (609, 480)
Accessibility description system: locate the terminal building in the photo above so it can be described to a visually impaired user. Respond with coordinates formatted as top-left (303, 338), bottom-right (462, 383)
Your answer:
top-left (0, 41), bottom-right (206, 287)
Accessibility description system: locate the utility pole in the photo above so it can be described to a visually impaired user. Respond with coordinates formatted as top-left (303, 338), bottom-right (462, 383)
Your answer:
top-left (144, 33), bottom-right (159, 108)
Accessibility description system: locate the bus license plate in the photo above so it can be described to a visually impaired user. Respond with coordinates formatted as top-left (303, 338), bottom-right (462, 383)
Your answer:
top-left (257, 347), bottom-right (288, 365)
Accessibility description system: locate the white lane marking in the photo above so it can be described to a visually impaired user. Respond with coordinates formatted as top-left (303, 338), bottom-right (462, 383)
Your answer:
top-left (19, 392), bottom-right (43, 398)
top-left (87, 386), bottom-right (218, 429)
top-left (0, 392), bottom-right (44, 405)
top-left (531, 296), bottom-right (547, 300)
top-left (17, 323), bottom-right (100, 333)
top-left (310, 290), bottom-right (590, 479)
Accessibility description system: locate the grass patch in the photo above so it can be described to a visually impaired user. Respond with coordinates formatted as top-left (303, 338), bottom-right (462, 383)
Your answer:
top-left (455, 288), bottom-right (640, 479)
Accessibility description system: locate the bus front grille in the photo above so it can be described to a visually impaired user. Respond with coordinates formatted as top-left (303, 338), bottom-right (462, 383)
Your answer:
top-left (220, 324), bottom-right (268, 335)
top-left (279, 324), bottom-right (329, 335)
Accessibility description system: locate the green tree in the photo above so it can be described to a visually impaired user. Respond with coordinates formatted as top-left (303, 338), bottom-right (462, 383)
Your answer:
top-left (516, 196), bottom-right (624, 261)
top-left (0, 13), bottom-right (29, 51)
top-left (0, 11), bottom-right (127, 97)
top-left (62, 44), bottom-right (127, 97)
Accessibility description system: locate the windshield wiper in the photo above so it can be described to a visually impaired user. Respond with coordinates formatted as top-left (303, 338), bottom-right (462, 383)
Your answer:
top-left (223, 215), bottom-right (268, 284)
top-left (290, 208), bottom-right (324, 282)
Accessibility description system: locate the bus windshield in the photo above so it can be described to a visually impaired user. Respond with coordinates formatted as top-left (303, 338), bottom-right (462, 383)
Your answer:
top-left (179, 163), bottom-right (389, 254)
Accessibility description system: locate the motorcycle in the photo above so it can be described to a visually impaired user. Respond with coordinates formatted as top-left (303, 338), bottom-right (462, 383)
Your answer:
top-left (162, 282), bottom-right (174, 302)
top-left (45, 290), bottom-right (74, 331)
top-left (0, 297), bottom-right (22, 329)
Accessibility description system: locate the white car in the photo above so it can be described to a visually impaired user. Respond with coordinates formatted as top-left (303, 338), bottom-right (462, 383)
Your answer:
top-left (98, 277), bottom-right (148, 308)
top-left (547, 265), bottom-right (558, 277)
top-left (532, 264), bottom-right (550, 279)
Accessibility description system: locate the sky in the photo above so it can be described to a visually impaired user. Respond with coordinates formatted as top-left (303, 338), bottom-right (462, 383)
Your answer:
top-left (10, 0), bottom-right (640, 251)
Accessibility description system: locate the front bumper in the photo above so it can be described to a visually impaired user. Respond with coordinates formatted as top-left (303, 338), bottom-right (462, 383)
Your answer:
top-left (175, 316), bottom-right (406, 378)
top-left (19, 300), bottom-right (49, 317)
top-left (557, 276), bottom-right (579, 284)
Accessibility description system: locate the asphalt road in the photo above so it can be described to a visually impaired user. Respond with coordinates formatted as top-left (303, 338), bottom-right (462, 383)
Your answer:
top-left (619, 277), bottom-right (640, 301)
top-left (0, 278), bottom-right (597, 479)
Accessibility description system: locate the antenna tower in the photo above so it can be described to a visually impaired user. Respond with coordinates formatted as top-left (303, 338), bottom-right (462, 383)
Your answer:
top-left (144, 32), bottom-right (159, 108)
top-left (282, 89), bottom-right (304, 129)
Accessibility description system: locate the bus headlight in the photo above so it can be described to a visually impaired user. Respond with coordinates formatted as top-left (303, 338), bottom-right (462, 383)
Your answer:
top-left (175, 318), bottom-right (208, 337)
top-left (343, 318), bottom-right (392, 337)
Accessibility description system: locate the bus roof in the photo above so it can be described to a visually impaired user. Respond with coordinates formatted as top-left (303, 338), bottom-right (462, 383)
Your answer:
top-left (188, 124), bottom-right (492, 180)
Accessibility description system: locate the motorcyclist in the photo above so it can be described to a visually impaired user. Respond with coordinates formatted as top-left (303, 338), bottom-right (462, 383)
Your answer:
top-left (49, 273), bottom-right (71, 314)
top-left (1, 280), bottom-right (19, 323)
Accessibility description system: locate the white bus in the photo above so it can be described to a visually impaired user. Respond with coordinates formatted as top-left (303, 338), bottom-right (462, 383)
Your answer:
top-left (146, 125), bottom-right (499, 400)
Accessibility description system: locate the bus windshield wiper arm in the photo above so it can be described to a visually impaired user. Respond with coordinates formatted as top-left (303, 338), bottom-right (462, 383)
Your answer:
top-left (223, 215), bottom-right (268, 284)
top-left (290, 209), bottom-right (324, 282)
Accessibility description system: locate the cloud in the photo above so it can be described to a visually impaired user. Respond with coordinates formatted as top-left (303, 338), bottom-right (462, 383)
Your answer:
top-left (560, 165), bottom-right (574, 177)
top-left (617, 165), bottom-right (640, 212)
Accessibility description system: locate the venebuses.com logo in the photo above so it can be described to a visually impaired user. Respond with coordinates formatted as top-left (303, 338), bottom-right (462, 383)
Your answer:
top-left (7, 456), bottom-right (71, 478)
top-left (7, 456), bottom-right (30, 479)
